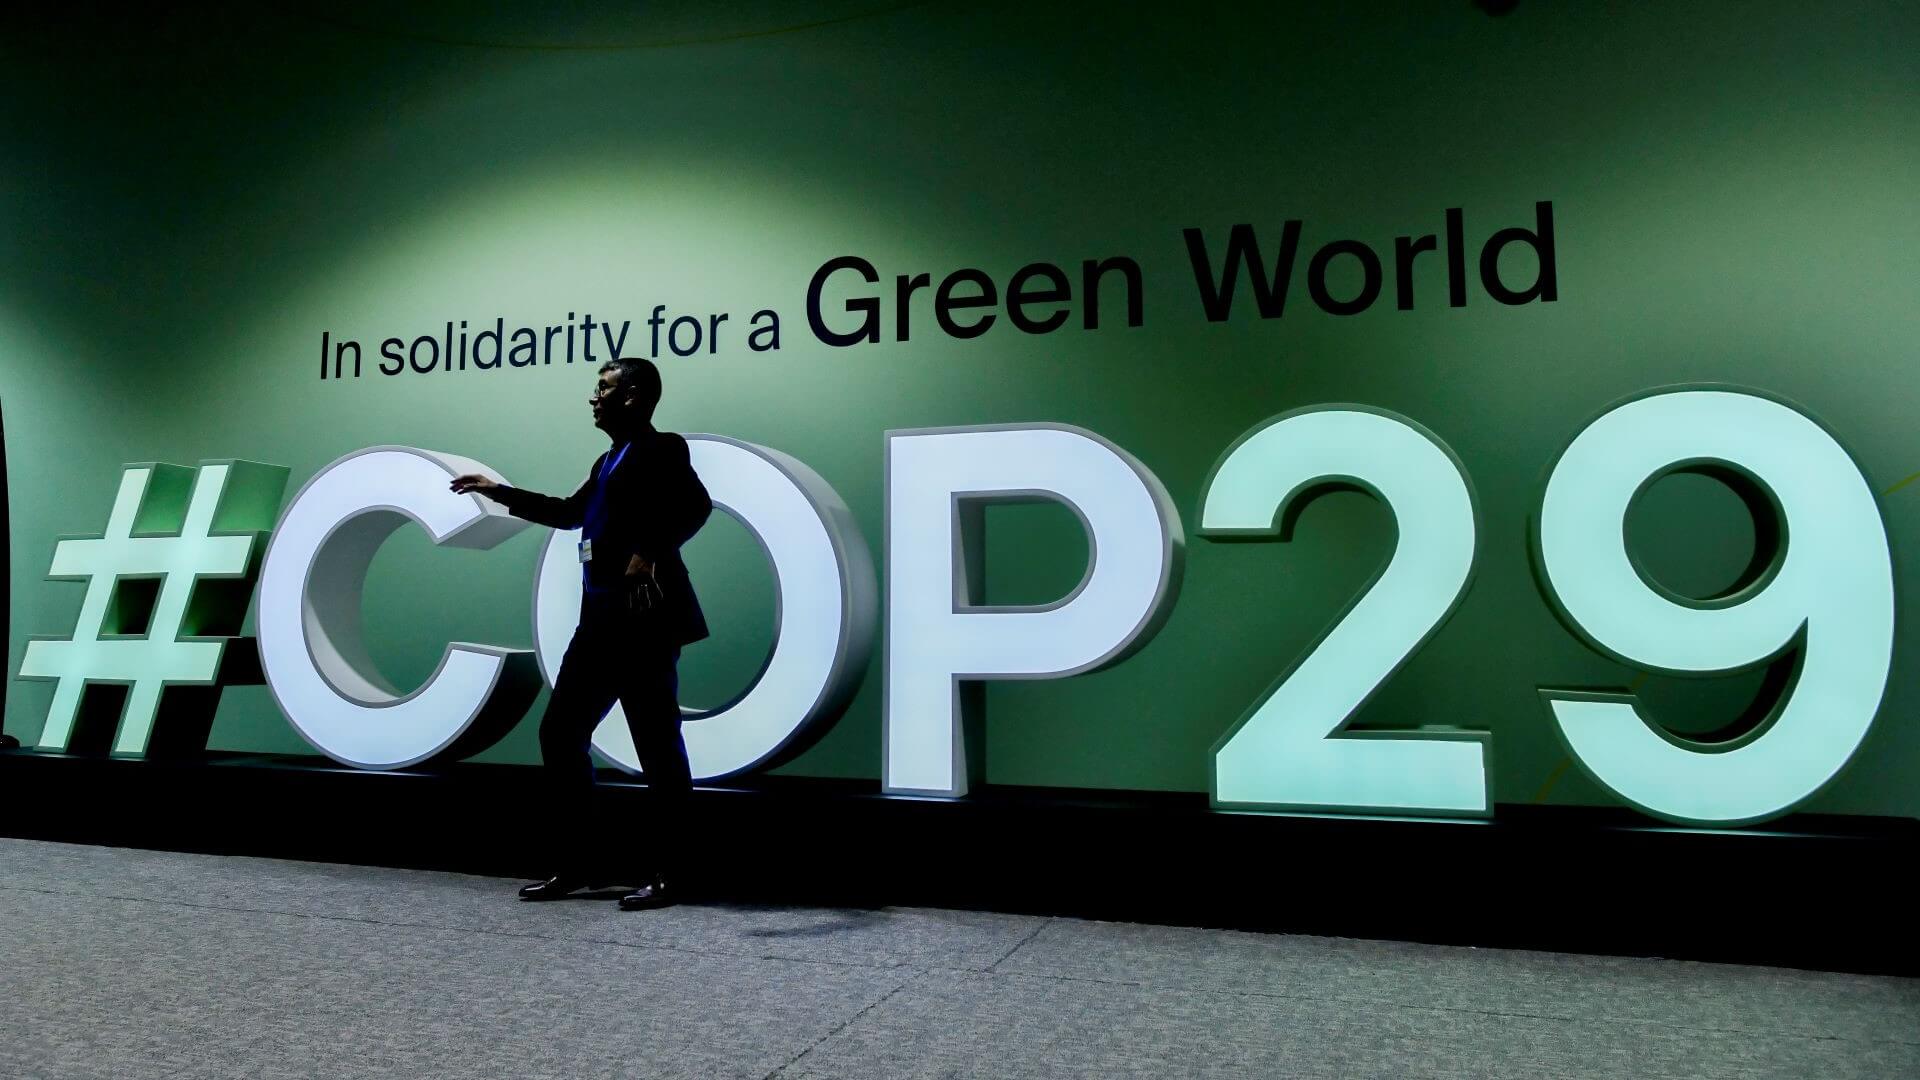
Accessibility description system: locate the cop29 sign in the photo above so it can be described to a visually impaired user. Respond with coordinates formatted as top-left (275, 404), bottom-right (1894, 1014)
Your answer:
top-left (17, 386), bottom-right (1896, 829)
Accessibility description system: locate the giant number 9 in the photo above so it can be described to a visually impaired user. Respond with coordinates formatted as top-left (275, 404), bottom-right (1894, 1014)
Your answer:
top-left (1533, 388), bottom-right (1896, 826)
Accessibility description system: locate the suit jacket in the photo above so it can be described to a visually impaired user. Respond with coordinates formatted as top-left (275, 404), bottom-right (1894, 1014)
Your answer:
top-left (495, 428), bottom-right (713, 646)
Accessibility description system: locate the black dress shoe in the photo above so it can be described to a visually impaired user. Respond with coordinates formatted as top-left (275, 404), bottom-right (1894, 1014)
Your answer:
top-left (617, 876), bottom-right (675, 911)
top-left (518, 875), bottom-right (596, 901)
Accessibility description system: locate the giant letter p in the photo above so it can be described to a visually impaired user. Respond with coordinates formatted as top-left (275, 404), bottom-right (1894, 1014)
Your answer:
top-left (884, 425), bottom-right (1182, 796)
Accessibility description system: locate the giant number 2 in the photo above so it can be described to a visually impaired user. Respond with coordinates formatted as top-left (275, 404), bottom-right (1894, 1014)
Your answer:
top-left (1199, 406), bottom-right (1490, 817)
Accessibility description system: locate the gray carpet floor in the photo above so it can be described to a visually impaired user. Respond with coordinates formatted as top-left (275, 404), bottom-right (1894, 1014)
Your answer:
top-left (0, 839), bottom-right (1913, 1079)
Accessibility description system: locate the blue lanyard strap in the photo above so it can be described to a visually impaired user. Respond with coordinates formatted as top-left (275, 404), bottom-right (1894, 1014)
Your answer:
top-left (584, 441), bottom-right (632, 544)
top-left (598, 441), bottom-right (632, 485)
top-left (581, 442), bottom-right (634, 593)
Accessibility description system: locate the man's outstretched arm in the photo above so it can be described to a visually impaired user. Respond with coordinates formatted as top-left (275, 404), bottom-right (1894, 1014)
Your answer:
top-left (449, 469), bottom-right (595, 530)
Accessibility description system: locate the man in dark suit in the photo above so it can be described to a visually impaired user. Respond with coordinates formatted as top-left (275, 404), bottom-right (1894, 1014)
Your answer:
top-left (450, 356), bottom-right (711, 910)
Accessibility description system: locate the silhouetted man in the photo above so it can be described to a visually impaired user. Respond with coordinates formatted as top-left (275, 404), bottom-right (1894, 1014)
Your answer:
top-left (451, 357), bottom-right (711, 910)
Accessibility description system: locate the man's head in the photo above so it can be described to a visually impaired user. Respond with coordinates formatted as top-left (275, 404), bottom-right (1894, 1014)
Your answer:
top-left (590, 357), bottom-right (663, 434)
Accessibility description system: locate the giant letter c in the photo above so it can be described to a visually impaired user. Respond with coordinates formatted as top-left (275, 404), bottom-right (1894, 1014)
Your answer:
top-left (257, 446), bottom-right (539, 769)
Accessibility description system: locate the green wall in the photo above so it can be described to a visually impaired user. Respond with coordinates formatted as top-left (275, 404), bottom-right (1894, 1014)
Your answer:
top-left (3, 2), bottom-right (1916, 817)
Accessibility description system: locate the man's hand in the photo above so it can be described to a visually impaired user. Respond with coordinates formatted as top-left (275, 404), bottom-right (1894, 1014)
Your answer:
top-left (624, 553), bottom-right (662, 611)
top-left (449, 474), bottom-right (502, 499)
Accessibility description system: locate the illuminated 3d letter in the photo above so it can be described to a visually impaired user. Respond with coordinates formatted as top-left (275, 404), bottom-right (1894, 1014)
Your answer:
top-left (533, 435), bottom-right (877, 781)
top-left (19, 460), bottom-right (287, 757)
top-left (1535, 389), bottom-right (1895, 825)
top-left (884, 424), bottom-right (1182, 797)
top-left (1200, 407), bottom-right (1487, 816)
top-left (257, 447), bottom-right (539, 769)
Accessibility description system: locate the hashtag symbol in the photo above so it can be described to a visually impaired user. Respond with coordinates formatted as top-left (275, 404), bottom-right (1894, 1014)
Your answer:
top-left (18, 460), bottom-right (286, 756)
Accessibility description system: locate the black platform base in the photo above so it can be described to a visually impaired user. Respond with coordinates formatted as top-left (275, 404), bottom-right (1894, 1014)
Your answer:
top-left (0, 749), bottom-right (1912, 975)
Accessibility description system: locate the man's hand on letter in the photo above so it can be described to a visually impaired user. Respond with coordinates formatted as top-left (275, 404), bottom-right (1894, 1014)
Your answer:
top-left (449, 474), bottom-right (501, 499)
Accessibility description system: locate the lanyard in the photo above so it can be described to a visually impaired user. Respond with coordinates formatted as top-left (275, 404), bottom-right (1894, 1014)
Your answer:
top-left (597, 441), bottom-right (632, 489)
top-left (580, 442), bottom-right (635, 585)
